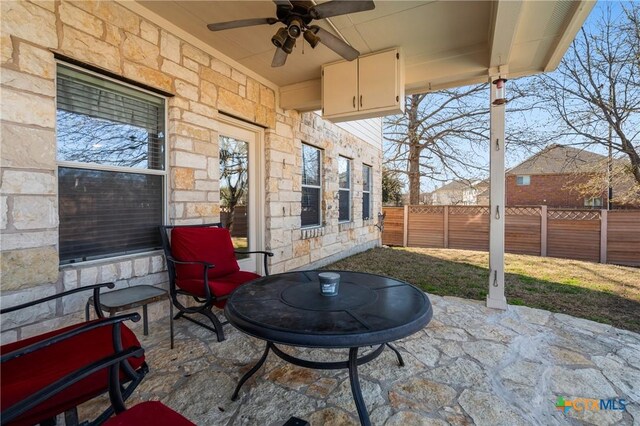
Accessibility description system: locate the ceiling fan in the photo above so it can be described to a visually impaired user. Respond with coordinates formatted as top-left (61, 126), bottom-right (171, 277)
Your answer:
top-left (207, 0), bottom-right (375, 67)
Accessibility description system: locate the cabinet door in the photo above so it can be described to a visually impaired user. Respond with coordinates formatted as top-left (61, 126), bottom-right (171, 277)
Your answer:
top-left (359, 49), bottom-right (398, 111)
top-left (322, 60), bottom-right (358, 116)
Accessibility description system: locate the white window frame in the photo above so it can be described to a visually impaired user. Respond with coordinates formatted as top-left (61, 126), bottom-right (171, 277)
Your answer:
top-left (55, 61), bottom-right (168, 263)
top-left (363, 164), bottom-right (372, 220)
top-left (516, 175), bottom-right (531, 186)
top-left (338, 156), bottom-right (351, 223)
top-left (301, 143), bottom-right (323, 228)
top-left (584, 197), bottom-right (603, 207)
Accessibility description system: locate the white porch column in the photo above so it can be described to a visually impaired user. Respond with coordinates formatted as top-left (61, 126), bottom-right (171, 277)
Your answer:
top-left (486, 76), bottom-right (508, 310)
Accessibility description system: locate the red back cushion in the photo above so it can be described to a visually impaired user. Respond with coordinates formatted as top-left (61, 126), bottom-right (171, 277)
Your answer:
top-left (1, 321), bottom-right (145, 426)
top-left (171, 227), bottom-right (240, 280)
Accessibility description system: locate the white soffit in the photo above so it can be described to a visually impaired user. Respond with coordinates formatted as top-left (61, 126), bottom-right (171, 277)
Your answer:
top-left (135, 0), bottom-right (595, 108)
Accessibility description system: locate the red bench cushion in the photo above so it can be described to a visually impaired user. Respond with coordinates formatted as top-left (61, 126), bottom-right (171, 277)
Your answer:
top-left (1, 321), bottom-right (145, 426)
top-left (171, 227), bottom-right (240, 280)
top-left (103, 401), bottom-right (195, 426)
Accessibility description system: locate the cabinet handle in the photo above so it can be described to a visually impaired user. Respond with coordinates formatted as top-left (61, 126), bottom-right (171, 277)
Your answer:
top-left (360, 95), bottom-right (363, 108)
top-left (353, 96), bottom-right (356, 108)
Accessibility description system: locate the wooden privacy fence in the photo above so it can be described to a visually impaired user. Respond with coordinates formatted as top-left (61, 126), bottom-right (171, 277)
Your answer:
top-left (382, 206), bottom-right (640, 267)
top-left (220, 205), bottom-right (248, 237)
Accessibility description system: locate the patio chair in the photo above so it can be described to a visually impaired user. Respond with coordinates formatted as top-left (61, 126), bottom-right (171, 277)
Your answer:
top-left (1, 283), bottom-right (148, 426)
top-left (27, 340), bottom-right (193, 426)
top-left (159, 223), bottom-right (273, 342)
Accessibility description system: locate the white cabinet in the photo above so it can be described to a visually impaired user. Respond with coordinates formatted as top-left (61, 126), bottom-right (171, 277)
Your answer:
top-left (322, 48), bottom-right (404, 122)
top-left (322, 60), bottom-right (358, 116)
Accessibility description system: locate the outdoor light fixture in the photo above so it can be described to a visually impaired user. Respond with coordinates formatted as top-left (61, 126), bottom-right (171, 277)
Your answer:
top-left (303, 28), bottom-right (320, 48)
top-left (271, 27), bottom-right (288, 48)
top-left (492, 78), bottom-right (507, 105)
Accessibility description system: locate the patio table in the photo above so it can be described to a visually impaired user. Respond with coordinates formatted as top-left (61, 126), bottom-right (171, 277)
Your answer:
top-left (225, 270), bottom-right (432, 426)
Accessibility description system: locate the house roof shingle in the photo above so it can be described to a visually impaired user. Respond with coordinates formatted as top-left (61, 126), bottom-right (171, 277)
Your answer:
top-left (507, 144), bottom-right (606, 175)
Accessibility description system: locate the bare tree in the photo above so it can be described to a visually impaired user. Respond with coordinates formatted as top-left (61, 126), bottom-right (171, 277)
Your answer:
top-left (567, 158), bottom-right (640, 207)
top-left (57, 111), bottom-right (162, 169)
top-left (533, 4), bottom-right (640, 186)
top-left (384, 83), bottom-right (538, 204)
top-left (382, 168), bottom-right (404, 206)
top-left (219, 137), bottom-right (248, 233)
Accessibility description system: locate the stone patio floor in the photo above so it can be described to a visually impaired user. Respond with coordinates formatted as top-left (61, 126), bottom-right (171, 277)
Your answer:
top-left (79, 294), bottom-right (640, 425)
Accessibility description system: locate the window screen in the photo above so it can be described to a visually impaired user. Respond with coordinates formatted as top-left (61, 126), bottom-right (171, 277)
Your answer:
top-left (302, 144), bottom-right (322, 227)
top-left (338, 156), bottom-right (351, 222)
top-left (363, 165), bottom-right (372, 220)
top-left (56, 65), bottom-right (165, 263)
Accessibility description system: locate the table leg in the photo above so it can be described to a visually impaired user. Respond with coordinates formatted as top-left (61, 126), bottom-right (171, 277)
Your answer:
top-left (348, 347), bottom-right (371, 426)
top-left (143, 304), bottom-right (149, 336)
top-left (385, 343), bottom-right (405, 367)
top-left (169, 298), bottom-right (174, 349)
top-left (231, 342), bottom-right (272, 401)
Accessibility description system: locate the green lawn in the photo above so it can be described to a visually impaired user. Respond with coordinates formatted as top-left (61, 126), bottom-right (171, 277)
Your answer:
top-left (325, 247), bottom-right (640, 333)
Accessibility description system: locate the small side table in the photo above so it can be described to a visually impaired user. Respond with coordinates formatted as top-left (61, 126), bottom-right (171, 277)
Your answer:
top-left (85, 285), bottom-right (174, 349)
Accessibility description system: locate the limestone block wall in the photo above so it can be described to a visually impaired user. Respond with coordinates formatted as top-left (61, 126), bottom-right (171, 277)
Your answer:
top-left (0, 0), bottom-right (382, 341)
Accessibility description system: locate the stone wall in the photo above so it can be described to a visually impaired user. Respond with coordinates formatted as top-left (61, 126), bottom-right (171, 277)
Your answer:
top-left (0, 0), bottom-right (381, 342)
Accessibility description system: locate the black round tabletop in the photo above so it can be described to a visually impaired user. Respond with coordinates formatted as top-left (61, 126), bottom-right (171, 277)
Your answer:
top-left (224, 270), bottom-right (433, 348)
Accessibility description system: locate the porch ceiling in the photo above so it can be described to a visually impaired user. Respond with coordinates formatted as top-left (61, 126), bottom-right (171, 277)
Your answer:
top-left (134, 0), bottom-right (594, 110)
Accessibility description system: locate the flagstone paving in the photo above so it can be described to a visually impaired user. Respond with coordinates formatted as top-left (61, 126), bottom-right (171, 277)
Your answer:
top-left (79, 295), bottom-right (640, 425)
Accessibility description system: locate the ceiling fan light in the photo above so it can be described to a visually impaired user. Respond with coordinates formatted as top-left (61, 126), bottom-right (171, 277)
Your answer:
top-left (287, 18), bottom-right (302, 38)
top-left (282, 36), bottom-right (296, 54)
top-left (303, 29), bottom-right (320, 48)
top-left (271, 27), bottom-right (288, 48)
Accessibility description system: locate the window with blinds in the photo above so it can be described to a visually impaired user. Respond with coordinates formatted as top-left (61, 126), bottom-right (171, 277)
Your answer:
top-left (56, 64), bottom-right (166, 264)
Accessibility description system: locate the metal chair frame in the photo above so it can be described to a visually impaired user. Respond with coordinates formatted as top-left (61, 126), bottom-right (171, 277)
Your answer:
top-left (0, 283), bottom-right (148, 426)
top-left (159, 222), bottom-right (273, 342)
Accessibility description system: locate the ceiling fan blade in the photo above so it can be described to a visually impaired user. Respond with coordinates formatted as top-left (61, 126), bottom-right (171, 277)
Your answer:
top-left (273, 0), bottom-right (292, 7)
top-left (272, 48), bottom-right (288, 67)
top-left (207, 17), bottom-right (278, 31)
top-left (314, 27), bottom-right (359, 61)
top-left (310, 0), bottom-right (375, 19)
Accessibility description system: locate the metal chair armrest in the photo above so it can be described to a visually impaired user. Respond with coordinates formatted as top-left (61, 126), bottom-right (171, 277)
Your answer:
top-left (1, 282), bottom-right (115, 315)
top-left (1, 313), bottom-right (141, 363)
top-left (164, 256), bottom-right (215, 301)
top-left (233, 251), bottom-right (275, 276)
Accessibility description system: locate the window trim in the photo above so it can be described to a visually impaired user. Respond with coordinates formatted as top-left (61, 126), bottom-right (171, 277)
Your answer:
top-left (584, 197), bottom-right (603, 207)
top-left (362, 164), bottom-right (372, 220)
top-left (301, 143), bottom-right (323, 228)
top-left (338, 156), bottom-right (351, 223)
top-left (516, 175), bottom-right (531, 186)
top-left (55, 61), bottom-right (169, 264)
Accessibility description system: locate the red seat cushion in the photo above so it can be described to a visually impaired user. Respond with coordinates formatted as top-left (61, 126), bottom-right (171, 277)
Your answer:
top-left (171, 227), bottom-right (240, 281)
top-left (1, 321), bottom-right (145, 426)
top-left (176, 270), bottom-right (261, 307)
top-left (103, 401), bottom-right (195, 426)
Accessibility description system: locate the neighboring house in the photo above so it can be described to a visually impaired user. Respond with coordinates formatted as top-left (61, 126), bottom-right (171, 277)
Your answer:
top-left (506, 144), bottom-right (608, 208)
top-left (425, 179), bottom-right (488, 205)
top-left (422, 145), bottom-right (636, 208)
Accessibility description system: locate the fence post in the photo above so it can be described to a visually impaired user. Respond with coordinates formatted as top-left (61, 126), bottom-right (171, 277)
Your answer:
top-left (443, 206), bottom-right (449, 248)
top-left (403, 205), bottom-right (409, 247)
top-left (540, 205), bottom-right (548, 257)
top-left (600, 209), bottom-right (608, 264)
